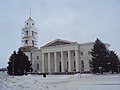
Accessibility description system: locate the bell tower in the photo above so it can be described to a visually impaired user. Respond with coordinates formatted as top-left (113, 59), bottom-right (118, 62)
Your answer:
top-left (21, 16), bottom-right (37, 47)
top-left (21, 7), bottom-right (37, 47)
top-left (20, 8), bottom-right (38, 55)
top-left (19, 8), bottom-right (38, 61)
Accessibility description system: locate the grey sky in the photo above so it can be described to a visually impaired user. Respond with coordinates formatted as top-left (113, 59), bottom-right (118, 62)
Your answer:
top-left (0, 0), bottom-right (120, 68)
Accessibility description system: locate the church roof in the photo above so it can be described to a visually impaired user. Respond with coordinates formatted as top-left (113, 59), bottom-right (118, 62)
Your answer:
top-left (25, 16), bottom-right (34, 23)
top-left (27, 16), bottom-right (33, 21)
top-left (41, 39), bottom-right (78, 48)
top-left (19, 46), bottom-right (38, 52)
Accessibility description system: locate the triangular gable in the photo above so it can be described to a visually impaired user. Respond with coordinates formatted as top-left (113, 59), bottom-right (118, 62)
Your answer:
top-left (42, 39), bottom-right (76, 48)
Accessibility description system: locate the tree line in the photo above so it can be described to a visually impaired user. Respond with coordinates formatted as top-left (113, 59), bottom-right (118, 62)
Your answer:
top-left (91, 38), bottom-right (120, 74)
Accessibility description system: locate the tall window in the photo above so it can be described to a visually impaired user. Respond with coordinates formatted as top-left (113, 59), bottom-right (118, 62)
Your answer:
top-left (25, 40), bottom-right (28, 45)
top-left (32, 40), bottom-right (34, 46)
top-left (32, 31), bottom-right (34, 36)
top-left (81, 60), bottom-right (84, 71)
top-left (66, 53), bottom-right (68, 57)
top-left (73, 52), bottom-right (75, 56)
top-left (26, 31), bottom-right (28, 35)
top-left (74, 61), bottom-right (76, 68)
top-left (59, 53), bottom-right (61, 57)
top-left (59, 61), bottom-right (61, 72)
top-left (37, 63), bottom-right (39, 70)
top-left (67, 61), bottom-right (68, 70)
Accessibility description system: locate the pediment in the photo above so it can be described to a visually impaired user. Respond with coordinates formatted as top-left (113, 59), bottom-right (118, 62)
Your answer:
top-left (42, 39), bottom-right (76, 48)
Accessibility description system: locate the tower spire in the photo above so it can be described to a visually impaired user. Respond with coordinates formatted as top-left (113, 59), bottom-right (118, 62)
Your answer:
top-left (29, 7), bottom-right (32, 18)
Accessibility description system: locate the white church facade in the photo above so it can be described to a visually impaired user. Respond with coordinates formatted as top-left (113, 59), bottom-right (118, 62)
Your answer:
top-left (20, 16), bottom-right (110, 74)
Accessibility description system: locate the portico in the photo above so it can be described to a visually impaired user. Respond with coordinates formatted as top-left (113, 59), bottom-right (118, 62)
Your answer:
top-left (41, 39), bottom-right (80, 73)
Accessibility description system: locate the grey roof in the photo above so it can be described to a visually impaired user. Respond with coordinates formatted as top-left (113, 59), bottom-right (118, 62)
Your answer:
top-left (19, 46), bottom-right (38, 52)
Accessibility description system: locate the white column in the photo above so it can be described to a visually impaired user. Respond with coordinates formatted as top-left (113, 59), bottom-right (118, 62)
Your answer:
top-left (75, 50), bottom-right (79, 72)
top-left (54, 52), bottom-right (57, 72)
top-left (48, 53), bottom-right (51, 73)
top-left (42, 53), bottom-right (45, 73)
top-left (61, 51), bottom-right (64, 72)
top-left (68, 50), bottom-right (71, 72)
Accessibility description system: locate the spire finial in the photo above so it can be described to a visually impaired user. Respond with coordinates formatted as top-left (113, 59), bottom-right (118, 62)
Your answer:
top-left (29, 7), bottom-right (32, 18)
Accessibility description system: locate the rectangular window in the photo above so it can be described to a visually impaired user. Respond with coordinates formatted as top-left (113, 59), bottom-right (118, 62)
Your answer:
top-left (25, 40), bottom-right (28, 44)
top-left (73, 52), bottom-right (75, 56)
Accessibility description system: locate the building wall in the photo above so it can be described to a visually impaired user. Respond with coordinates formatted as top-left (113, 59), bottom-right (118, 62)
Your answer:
top-left (80, 43), bottom-right (93, 72)
top-left (30, 42), bottom-right (110, 73)
top-left (31, 49), bottom-right (42, 73)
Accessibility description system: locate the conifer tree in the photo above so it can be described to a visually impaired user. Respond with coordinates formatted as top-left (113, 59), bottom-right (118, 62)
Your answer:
top-left (108, 51), bottom-right (119, 74)
top-left (7, 50), bottom-right (32, 75)
top-left (91, 38), bottom-right (109, 74)
top-left (7, 51), bottom-right (17, 75)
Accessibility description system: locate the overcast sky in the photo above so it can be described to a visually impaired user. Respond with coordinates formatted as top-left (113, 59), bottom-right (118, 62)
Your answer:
top-left (0, 0), bottom-right (120, 68)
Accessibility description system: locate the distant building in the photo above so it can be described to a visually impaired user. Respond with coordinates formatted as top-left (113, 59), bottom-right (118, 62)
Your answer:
top-left (20, 16), bottom-right (110, 74)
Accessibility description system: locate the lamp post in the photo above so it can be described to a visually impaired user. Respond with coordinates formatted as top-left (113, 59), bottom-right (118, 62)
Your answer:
top-left (12, 55), bottom-right (14, 78)
top-left (99, 67), bottom-right (102, 74)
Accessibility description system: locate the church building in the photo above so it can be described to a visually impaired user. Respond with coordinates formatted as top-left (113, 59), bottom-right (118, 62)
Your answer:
top-left (19, 16), bottom-right (110, 74)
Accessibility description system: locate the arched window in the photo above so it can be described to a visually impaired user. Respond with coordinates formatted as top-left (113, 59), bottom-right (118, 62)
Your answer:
top-left (81, 60), bottom-right (84, 71)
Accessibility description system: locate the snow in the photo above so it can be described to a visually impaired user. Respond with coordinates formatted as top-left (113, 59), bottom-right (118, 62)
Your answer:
top-left (0, 72), bottom-right (120, 90)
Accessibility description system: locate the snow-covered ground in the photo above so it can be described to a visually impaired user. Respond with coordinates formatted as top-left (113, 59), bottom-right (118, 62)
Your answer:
top-left (0, 72), bottom-right (120, 90)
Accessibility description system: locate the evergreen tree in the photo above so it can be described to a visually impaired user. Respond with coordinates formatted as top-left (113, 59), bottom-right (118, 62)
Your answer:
top-left (108, 51), bottom-right (119, 74)
top-left (91, 38), bottom-right (109, 74)
top-left (7, 51), bottom-right (17, 75)
top-left (7, 50), bottom-right (32, 76)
